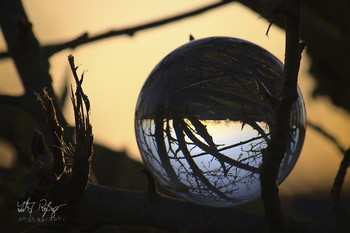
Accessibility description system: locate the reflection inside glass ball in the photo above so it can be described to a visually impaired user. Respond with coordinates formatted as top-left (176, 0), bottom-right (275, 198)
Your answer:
top-left (135, 37), bottom-right (306, 207)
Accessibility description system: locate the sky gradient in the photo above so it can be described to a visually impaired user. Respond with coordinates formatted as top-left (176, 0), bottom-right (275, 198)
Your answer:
top-left (0, 0), bottom-right (349, 198)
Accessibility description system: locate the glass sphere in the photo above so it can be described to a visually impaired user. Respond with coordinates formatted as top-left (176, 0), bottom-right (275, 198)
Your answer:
top-left (135, 37), bottom-right (306, 207)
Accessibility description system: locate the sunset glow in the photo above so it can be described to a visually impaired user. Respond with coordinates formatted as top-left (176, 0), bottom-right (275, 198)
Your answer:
top-left (0, 0), bottom-right (349, 197)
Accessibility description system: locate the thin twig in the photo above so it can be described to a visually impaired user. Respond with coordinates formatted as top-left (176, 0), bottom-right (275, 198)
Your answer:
top-left (308, 121), bottom-right (346, 154)
top-left (306, 121), bottom-right (349, 218)
top-left (34, 88), bottom-right (65, 177)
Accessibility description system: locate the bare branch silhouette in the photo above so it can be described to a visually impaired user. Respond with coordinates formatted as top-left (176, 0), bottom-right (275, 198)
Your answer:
top-left (260, 0), bottom-right (303, 232)
top-left (0, 0), bottom-right (235, 59)
top-left (0, 0), bottom-right (66, 127)
top-left (307, 121), bottom-right (349, 219)
top-left (180, 117), bottom-right (260, 173)
top-left (308, 120), bottom-right (346, 154)
top-left (331, 148), bottom-right (350, 219)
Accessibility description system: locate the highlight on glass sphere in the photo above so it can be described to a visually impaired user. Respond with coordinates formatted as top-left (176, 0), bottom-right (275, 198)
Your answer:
top-left (135, 37), bottom-right (306, 207)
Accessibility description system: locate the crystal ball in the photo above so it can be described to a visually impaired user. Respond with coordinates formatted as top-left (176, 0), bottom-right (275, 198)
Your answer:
top-left (135, 37), bottom-right (306, 207)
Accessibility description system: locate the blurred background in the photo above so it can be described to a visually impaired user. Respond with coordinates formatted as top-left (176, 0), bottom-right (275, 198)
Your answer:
top-left (0, 0), bottom-right (349, 222)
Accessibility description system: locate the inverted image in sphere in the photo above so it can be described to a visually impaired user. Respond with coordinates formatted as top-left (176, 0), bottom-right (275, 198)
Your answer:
top-left (135, 37), bottom-right (306, 207)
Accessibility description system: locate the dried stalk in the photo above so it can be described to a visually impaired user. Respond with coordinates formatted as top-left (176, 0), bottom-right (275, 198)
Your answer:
top-left (67, 55), bottom-right (94, 201)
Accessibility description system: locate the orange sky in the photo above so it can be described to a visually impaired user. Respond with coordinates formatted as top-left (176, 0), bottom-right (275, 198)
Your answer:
top-left (0, 0), bottom-right (349, 197)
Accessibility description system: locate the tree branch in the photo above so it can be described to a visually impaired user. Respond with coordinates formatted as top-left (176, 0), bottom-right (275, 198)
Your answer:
top-left (0, 0), bottom-right (66, 127)
top-left (0, 0), bottom-right (235, 59)
top-left (307, 121), bottom-right (346, 154)
top-left (260, 0), bottom-right (303, 232)
top-left (306, 121), bottom-right (349, 219)
top-left (330, 148), bottom-right (350, 219)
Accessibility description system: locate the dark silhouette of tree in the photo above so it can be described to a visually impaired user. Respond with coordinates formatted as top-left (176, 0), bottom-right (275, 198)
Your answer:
top-left (0, 0), bottom-right (349, 233)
